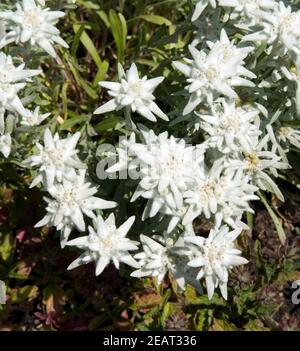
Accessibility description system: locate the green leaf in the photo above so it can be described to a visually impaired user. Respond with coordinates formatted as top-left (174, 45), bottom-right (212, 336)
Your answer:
top-left (94, 116), bottom-right (122, 133)
top-left (68, 61), bottom-right (98, 99)
top-left (258, 191), bottom-right (286, 245)
top-left (108, 10), bottom-right (127, 63)
top-left (59, 115), bottom-right (87, 130)
top-left (138, 15), bottom-right (172, 27)
top-left (73, 24), bottom-right (102, 69)
top-left (71, 24), bottom-right (85, 56)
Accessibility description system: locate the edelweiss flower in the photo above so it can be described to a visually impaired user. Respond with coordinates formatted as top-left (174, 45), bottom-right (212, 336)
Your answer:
top-left (108, 127), bottom-right (205, 222)
top-left (35, 170), bottom-right (117, 247)
top-left (0, 0), bottom-right (68, 57)
top-left (67, 214), bottom-right (139, 275)
top-left (196, 99), bottom-right (260, 153)
top-left (0, 52), bottom-right (41, 119)
top-left (173, 30), bottom-right (255, 114)
top-left (21, 106), bottom-right (50, 126)
top-left (24, 128), bottom-right (85, 188)
top-left (277, 126), bottom-right (300, 149)
top-left (218, 0), bottom-right (276, 20)
top-left (243, 2), bottom-right (300, 59)
top-left (184, 224), bottom-right (248, 299)
top-left (226, 134), bottom-right (289, 201)
top-left (183, 160), bottom-right (258, 228)
top-left (94, 63), bottom-right (168, 122)
top-left (131, 234), bottom-right (200, 290)
top-left (191, 0), bottom-right (276, 22)
top-left (0, 133), bottom-right (11, 158)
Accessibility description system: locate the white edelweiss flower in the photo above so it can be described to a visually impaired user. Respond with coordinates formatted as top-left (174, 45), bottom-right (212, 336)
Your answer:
top-left (277, 126), bottom-right (300, 149)
top-left (108, 127), bottom-right (206, 221)
top-left (218, 0), bottom-right (276, 19)
top-left (242, 2), bottom-right (300, 59)
top-left (0, 0), bottom-right (68, 57)
top-left (131, 234), bottom-right (200, 291)
top-left (20, 106), bottom-right (50, 126)
top-left (173, 30), bottom-right (255, 115)
top-left (192, 0), bottom-right (217, 21)
top-left (183, 159), bottom-right (258, 228)
top-left (23, 128), bottom-right (86, 188)
top-left (226, 134), bottom-right (289, 201)
top-left (184, 224), bottom-right (248, 300)
top-left (0, 133), bottom-right (11, 158)
top-left (94, 63), bottom-right (168, 122)
top-left (196, 99), bottom-right (260, 153)
top-left (35, 170), bottom-right (117, 247)
top-left (0, 52), bottom-right (41, 118)
top-left (66, 214), bottom-right (139, 275)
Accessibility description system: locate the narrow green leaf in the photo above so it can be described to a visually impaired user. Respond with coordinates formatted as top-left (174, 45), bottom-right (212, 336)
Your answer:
top-left (258, 191), bottom-right (286, 245)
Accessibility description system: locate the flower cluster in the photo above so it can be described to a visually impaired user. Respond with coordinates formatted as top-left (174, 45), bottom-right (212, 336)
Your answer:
top-left (0, 1), bottom-right (117, 251)
top-left (1, 0), bottom-right (300, 301)
top-left (25, 129), bottom-right (117, 248)
top-left (89, 0), bottom-right (298, 299)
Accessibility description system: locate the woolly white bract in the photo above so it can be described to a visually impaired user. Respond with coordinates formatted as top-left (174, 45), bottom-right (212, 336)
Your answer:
top-left (0, 133), bottom-right (11, 158)
top-left (0, 0), bottom-right (68, 57)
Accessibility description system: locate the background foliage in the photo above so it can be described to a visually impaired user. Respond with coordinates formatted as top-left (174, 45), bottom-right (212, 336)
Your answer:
top-left (0, 0), bottom-right (300, 331)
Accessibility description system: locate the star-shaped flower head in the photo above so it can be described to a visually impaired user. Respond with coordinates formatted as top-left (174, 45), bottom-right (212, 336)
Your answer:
top-left (184, 224), bottom-right (248, 299)
top-left (67, 214), bottom-right (139, 275)
top-left (107, 126), bottom-right (206, 227)
top-left (277, 126), bottom-right (300, 149)
top-left (21, 106), bottom-right (50, 126)
top-left (218, 0), bottom-right (277, 21)
top-left (225, 134), bottom-right (289, 201)
top-left (131, 234), bottom-right (201, 291)
top-left (196, 99), bottom-right (260, 154)
top-left (0, 0), bottom-right (68, 57)
top-left (183, 159), bottom-right (258, 228)
top-left (35, 170), bottom-right (117, 247)
top-left (24, 128), bottom-right (86, 188)
top-left (173, 29), bottom-right (255, 115)
top-left (94, 63), bottom-right (168, 122)
top-left (0, 52), bottom-right (41, 120)
top-left (242, 2), bottom-right (300, 60)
